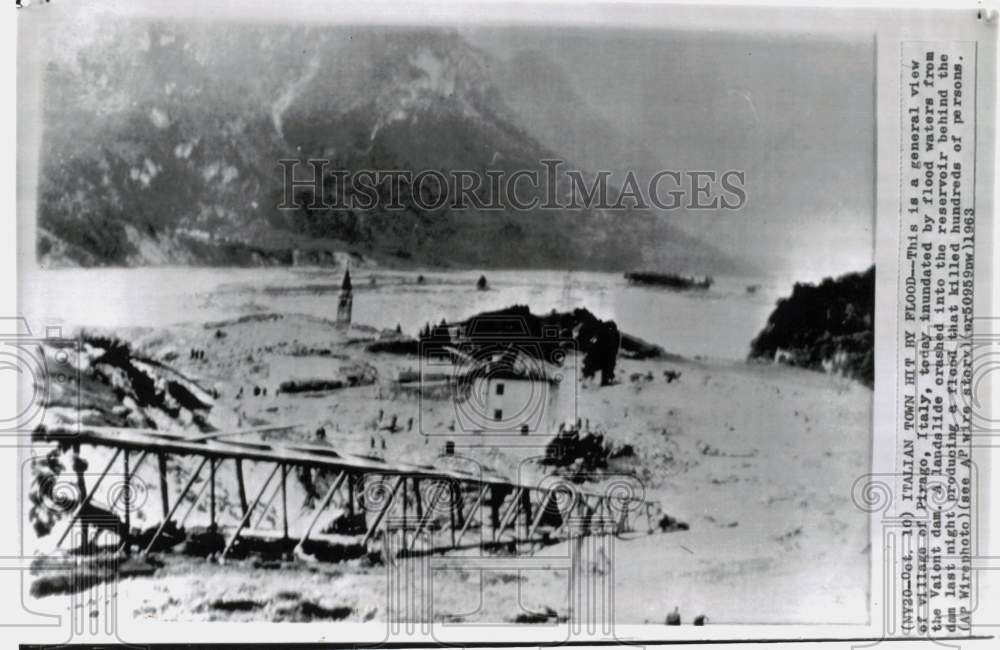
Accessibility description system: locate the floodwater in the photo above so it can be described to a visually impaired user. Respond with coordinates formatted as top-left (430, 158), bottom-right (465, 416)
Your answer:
top-left (21, 266), bottom-right (803, 360)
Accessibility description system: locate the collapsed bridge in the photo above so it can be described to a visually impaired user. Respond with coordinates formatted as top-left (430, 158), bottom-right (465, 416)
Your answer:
top-left (34, 425), bottom-right (663, 562)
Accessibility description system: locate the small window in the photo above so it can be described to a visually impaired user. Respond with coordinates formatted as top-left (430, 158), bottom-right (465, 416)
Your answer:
top-left (493, 409), bottom-right (503, 421)
top-left (496, 383), bottom-right (505, 396)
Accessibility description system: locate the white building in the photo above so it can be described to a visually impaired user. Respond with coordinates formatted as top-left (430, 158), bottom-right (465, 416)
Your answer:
top-left (455, 347), bottom-right (577, 435)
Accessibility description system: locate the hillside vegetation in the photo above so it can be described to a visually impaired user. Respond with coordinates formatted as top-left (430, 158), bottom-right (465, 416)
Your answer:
top-left (749, 266), bottom-right (874, 386)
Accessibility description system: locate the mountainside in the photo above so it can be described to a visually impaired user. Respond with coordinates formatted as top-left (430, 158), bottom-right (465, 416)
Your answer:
top-left (493, 49), bottom-right (664, 189)
top-left (37, 22), bottom-right (739, 272)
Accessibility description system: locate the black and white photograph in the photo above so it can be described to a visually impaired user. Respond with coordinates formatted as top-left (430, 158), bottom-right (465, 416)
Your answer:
top-left (19, 0), bottom-right (985, 636)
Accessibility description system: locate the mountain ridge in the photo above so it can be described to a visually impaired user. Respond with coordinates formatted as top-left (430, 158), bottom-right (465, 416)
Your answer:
top-left (37, 22), bottom-right (745, 274)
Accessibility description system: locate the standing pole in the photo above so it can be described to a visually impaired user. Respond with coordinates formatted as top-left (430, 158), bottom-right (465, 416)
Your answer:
top-left (521, 489), bottom-right (533, 541)
top-left (209, 459), bottom-right (217, 530)
top-left (281, 464), bottom-right (289, 540)
top-left (449, 482), bottom-right (457, 548)
top-left (589, 497), bottom-right (600, 534)
top-left (56, 448), bottom-right (122, 549)
top-left (409, 480), bottom-right (446, 550)
top-left (554, 493), bottom-right (585, 540)
top-left (142, 457), bottom-right (209, 555)
top-left (235, 459), bottom-right (249, 516)
top-left (490, 487), bottom-right (501, 540)
top-left (455, 484), bottom-right (466, 530)
top-left (178, 475), bottom-right (211, 529)
top-left (617, 499), bottom-right (629, 534)
top-left (361, 476), bottom-right (403, 546)
top-left (294, 471), bottom-right (347, 554)
top-left (122, 450), bottom-right (131, 556)
top-left (401, 477), bottom-right (410, 546)
top-left (455, 485), bottom-right (488, 546)
top-left (157, 454), bottom-right (170, 521)
top-left (413, 478), bottom-right (423, 521)
top-left (495, 488), bottom-right (523, 542)
top-left (253, 481), bottom-right (282, 529)
top-left (528, 486), bottom-right (556, 540)
top-left (221, 463), bottom-right (281, 561)
top-left (347, 475), bottom-right (356, 517)
top-left (72, 444), bottom-right (89, 551)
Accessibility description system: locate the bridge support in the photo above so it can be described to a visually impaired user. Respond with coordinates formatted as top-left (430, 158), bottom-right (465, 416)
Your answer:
top-left (37, 425), bottom-right (660, 562)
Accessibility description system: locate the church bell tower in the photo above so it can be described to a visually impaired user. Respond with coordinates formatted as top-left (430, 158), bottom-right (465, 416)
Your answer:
top-left (337, 268), bottom-right (353, 328)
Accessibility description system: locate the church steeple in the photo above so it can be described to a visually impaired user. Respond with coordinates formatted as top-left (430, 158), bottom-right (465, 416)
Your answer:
top-left (337, 267), bottom-right (353, 328)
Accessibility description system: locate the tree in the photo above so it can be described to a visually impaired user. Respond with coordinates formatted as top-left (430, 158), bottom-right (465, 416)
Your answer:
top-left (582, 321), bottom-right (621, 386)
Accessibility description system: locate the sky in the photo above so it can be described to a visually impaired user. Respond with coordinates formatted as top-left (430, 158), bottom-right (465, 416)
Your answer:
top-left (21, 6), bottom-right (876, 282)
top-left (467, 26), bottom-right (876, 281)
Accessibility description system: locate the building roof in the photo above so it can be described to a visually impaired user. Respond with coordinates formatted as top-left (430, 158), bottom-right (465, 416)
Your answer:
top-left (457, 346), bottom-right (562, 384)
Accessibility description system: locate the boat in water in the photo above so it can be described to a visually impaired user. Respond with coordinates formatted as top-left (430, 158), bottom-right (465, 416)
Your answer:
top-left (624, 271), bottom-right (714, 291)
